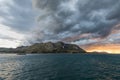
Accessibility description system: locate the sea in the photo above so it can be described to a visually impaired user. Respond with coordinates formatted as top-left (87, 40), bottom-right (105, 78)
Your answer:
top-left (0, 53), bottom-right (120, 80)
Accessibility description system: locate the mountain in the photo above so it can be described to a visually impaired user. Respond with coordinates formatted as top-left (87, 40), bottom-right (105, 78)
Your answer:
top-left (0, 42), bottom-right (86, 53)
top-left (26, 42), bottom-right (86, 53)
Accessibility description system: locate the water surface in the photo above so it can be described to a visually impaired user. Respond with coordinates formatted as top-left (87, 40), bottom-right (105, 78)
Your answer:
top-left (0, 53), bottom-right (120, 80)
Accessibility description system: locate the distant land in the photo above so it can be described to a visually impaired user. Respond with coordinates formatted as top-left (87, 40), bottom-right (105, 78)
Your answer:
top-left (87, 51), bottom-right (109, 54)
top-left (0, 42), bottom-right (86, 54)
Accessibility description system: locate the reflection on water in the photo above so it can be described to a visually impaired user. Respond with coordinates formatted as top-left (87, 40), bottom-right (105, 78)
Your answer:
top-left (0, 54), bottom-right (120, 80)
top-left (0, 54), bottom-right (23, 80)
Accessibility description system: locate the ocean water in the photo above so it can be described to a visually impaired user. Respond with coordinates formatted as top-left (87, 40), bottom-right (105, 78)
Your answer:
top-left (0, 54), bottom-right (120, 80)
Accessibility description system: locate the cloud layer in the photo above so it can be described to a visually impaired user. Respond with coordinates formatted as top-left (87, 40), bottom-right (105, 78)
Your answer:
top-left (0, 0), bottom-right (120, 48)
top-left (31, 0), bottom-right (120, 45)
top-left (0, 0), bottom-right (36, 32)
top-left (0, 0), bottom-right (36, 47)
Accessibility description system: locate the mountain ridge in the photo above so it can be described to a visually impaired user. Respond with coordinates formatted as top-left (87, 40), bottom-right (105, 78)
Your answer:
top-left (0, 42), bottom-right (86, 54)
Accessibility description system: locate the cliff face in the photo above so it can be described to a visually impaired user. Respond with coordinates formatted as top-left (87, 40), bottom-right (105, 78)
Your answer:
top-left (26, 42), bottom-right (86, 53)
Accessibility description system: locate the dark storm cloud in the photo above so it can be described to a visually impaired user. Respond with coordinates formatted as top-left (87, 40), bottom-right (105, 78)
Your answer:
top-left (107, 1), bottom-right (120, 20)
top-left (31, 0), bottom-right (120, 45)
top-left (0, 0), bottom-right (36, 32)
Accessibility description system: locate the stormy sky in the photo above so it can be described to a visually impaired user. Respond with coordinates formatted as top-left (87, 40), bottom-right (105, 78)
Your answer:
top-left (0, 0), bottom-right (120, 49)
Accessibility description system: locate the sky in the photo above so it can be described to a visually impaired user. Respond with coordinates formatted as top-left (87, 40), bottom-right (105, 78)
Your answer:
top-left (0, 0), bottom-right (120, 53)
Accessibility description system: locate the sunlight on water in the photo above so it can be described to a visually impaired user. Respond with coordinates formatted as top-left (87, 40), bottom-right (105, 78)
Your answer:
top-left (0, 54), bottom-right (23, 80)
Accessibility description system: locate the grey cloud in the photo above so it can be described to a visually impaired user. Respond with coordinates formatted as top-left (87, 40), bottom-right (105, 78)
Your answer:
top-left (0, 35), bottom-right (16, 40)
top-left (30, 0), bottom-right (120, 45)
top-left (0, 0), bottom-right (36, 32)
top-left (33, 0), bottom-right (64, 11)
top-left (107, 1), bottom-right (120, 20)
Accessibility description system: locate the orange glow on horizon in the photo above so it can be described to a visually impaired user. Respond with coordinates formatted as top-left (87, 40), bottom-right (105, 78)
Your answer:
top-left (83, 44), bottom-right (120, 54)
